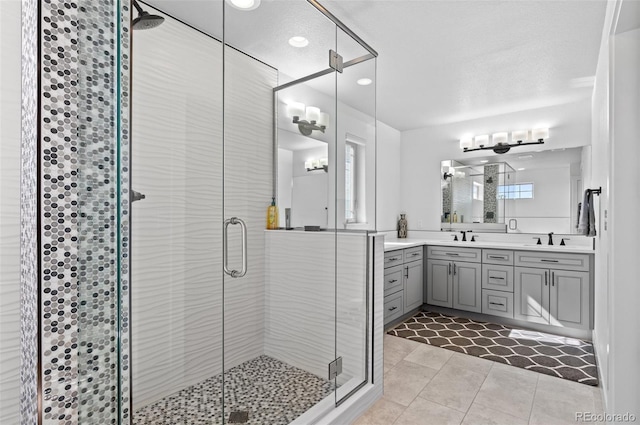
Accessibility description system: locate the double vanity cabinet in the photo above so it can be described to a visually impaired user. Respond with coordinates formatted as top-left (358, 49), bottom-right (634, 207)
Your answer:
top-left (385, 240), bottom-right (594, 333)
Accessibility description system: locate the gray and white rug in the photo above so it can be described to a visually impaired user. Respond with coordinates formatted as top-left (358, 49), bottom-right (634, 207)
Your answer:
top-left (388, 311), bottom-right (598, 386)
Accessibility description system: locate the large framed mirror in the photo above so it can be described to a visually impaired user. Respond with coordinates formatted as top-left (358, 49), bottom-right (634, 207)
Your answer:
top-left (442, 147), bottom-right (584, 234)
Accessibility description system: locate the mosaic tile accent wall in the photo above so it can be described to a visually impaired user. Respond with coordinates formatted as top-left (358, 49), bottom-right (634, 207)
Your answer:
top-left (20, 0), bottom-right (40, 422)
top-left (29, 0), bottom-right (131, 423)
top-left (118, 3), bottom-right (132, 422)
top-left (483, 164), bottom-right (499, 223)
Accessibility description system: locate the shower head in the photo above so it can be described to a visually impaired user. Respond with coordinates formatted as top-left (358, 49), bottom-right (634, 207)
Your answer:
top-left (132, 0), bottom-right (165, 30)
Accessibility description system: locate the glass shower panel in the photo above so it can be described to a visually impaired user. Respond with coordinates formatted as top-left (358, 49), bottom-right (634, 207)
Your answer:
top-left (223, 1), bottom-right (338, 423)
top-left (335, 29), bottom-right (376, 403)
top-left (129, 2), bottom-right (224, 423)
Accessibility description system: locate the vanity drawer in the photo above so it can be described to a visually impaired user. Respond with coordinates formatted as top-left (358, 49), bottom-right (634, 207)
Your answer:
top-left (384, 250), bottom-right (404, 268)
top-left (384, 292), bottom-right (404, 324)
top-left (403, 246), bottom-right (423, 263)
top-left (514, 251), bottom-right (590, 272)
top-left (384, 265), bottom-right (404, 296)
top-left (427, 246), bottom-right (481, 263)
top-left (482, 264), bottom-right (514, 292)
top-left (483, 249), bottom-right (514, 265)
top-left (482, 289), bottom-right (514, 319)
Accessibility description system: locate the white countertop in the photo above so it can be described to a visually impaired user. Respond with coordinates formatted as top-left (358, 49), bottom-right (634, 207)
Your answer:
top-left (384, 238), bottom-right (594, 254)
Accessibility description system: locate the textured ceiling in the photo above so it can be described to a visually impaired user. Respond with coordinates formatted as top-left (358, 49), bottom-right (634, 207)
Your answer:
top-left (144, 0), bottom-right (607, 131)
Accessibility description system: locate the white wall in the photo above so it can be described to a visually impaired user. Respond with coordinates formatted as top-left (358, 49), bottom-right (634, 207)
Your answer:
top-left (277, 148), bottom-right (293, 228)
top-left (607, 22), bottom-right (640, 418)
top-left (400, 100), bottom-right (591, 231)
top-left (590, 1), bottom-right (640, 417)
top-left (0, 1), bottom-right (22, 422)
top-left (376, 121), bottom-right (402, 231)
top-left (507, 167), bottom-right (571, 234)
top-left (264, 231), bottom-right (368, 394)
top-left (290, 146), bottom-right (329, 227)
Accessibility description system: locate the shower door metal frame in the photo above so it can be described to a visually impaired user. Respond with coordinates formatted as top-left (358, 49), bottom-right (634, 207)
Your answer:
top-left (270, 0), bottom-right (379, 407)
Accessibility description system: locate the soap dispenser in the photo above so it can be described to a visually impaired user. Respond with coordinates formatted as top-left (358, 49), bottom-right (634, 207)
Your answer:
top-left (266, 198), bottom-right (279, 230)
top-left (452, 210), bottom-right (458, 223)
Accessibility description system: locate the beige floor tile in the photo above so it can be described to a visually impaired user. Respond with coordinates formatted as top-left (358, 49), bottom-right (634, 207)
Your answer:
top-left (418, 364), bottom-right (486, 412)
top-left (531, 374), bottom-right (595, 423)
top-left (384, 334), bottom-right (422, 357)
top-left (352, 397), bottom-right (406, 425)
top-left (473, 362), bottom-right (538, 420)
top-left (383, 360), bottom-right (438, 406)
top-left (445, 352), bottom-right (494, 376)
top-left (592, 385), bottom-right (605, 412)
top-left (403, 343), bottom-right (453, 370)
top-left (461, 403), bottom-right (528, 425)
top-left (384, 347), bottom-right (408, 374)
top-left (393, 398), bottom-right (465, 425)
top-left (529, 409), bottom-right (581, 425)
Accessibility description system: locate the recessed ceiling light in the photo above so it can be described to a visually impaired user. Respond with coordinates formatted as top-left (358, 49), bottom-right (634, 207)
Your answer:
top-left (288, 36), bottom-right (309, 48)
top-left (226, 0), bottom-right (261, 11)
top-left (518, 168), bottom-right (526, 171)
top-left (357, 78), bottom-right (372, 86)
top-left (480, 160), bottom-right (489, 163)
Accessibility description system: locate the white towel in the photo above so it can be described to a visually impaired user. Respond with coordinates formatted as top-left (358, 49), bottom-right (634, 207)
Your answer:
top-left (577, 190), bottom-right (596, 236)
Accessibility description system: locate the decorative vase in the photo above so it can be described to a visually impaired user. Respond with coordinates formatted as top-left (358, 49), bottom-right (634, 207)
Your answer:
top-left (398, 213), bottom-right (408, 238)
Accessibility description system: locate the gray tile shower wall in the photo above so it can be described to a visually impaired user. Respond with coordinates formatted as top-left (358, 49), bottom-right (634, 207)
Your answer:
top-left (20, 0), bottom-right (131, 423)
top-left (20, 0), bottom-right (39, 422)
top-left (483, 164), bottom-right (499, 223)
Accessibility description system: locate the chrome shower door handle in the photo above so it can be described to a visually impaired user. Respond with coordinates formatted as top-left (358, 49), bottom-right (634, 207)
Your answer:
top-left (223, 217), bottom-right (248, 278)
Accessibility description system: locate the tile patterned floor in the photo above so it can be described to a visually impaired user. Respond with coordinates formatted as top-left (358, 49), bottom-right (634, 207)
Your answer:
top-left (354, 335), bottom-right (606, 425)
top-left (133, 355), bottom-right (333, 425)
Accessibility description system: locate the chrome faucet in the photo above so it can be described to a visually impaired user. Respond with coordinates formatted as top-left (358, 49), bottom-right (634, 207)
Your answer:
top-left (548, 232), bottom-right (554, 246)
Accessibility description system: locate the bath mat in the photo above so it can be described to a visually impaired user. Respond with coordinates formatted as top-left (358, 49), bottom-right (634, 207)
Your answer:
top-left (388, 311), bottom-right (598, 386)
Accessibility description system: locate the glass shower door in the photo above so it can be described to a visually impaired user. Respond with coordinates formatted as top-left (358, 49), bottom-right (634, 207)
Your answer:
top-left (222, 1), bottom-right (339, 422)
top-left (335, 27), bottom-right (377, 403)
top-left (130, 2), bottom-right (224, 423)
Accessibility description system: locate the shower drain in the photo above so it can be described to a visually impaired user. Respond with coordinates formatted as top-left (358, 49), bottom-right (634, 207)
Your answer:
top-left (228, 411), bottom-right (249, 423)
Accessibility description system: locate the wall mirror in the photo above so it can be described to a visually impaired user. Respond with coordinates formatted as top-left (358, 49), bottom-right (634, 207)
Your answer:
top-left (441, 147), bottom-right (584, 234)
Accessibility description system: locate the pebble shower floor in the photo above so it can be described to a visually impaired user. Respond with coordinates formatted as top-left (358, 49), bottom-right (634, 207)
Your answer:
top-left (133, 355), bottom-right (333, 425)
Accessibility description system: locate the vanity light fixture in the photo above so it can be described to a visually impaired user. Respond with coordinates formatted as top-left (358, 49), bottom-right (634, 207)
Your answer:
top-left (286, 101), bottom-right (329, 136)
top-left (461, 127), bottom-right (549, 154)
top-left (226, 0), bottom-right (261, 11)
top-left (289, 36), bottom-right (309, 48)
top-left (305, 158), bottom-right (328, 172)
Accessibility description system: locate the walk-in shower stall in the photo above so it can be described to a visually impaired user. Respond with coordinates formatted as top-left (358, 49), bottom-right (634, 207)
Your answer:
top-left (19, 0), bottom-right (379, 423)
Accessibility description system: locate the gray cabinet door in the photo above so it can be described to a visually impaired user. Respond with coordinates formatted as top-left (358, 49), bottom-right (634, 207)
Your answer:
top-left (427, 259), bottom-right (452, 308)
top-left (404, 261), bottom-right (423, 312)
top-left (550, 270), bottom-right (590, 329)
top-left (452, 261), bottom-right (482, 313)
top-left (514, 267), bottom-right (550, 324)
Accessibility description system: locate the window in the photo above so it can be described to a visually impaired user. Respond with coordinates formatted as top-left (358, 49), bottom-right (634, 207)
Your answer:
top-left (473, 182), bottom-right (484, 201)
top-left (345, 142), bottom-right (357, 222)
top-left (498, 183), bottom-right (534, 200)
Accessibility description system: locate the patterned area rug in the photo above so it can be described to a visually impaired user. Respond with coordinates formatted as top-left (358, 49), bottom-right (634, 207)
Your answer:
top-left (388, 311), bottom-right (598, 386)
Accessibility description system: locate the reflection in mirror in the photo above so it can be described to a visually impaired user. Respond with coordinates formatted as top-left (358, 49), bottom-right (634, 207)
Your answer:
top-left (442, 147), bottom-right (585, 234)
top-left (441, 161), bottom-right (514, 232)
top-left (275, 50), bottom-right (376, 231)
